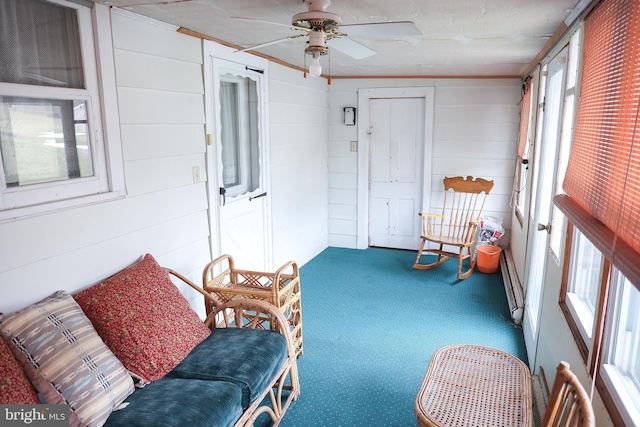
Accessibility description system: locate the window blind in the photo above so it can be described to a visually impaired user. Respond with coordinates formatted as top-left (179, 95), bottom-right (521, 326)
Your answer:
top-left (517, 78), bottom-right (533, 159)
top-left (559, 0), bottom-right (640, 290)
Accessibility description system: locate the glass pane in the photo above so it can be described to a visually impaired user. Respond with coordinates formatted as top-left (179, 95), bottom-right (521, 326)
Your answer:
top-left (566, 230), bottom-right (602, 340)
top-left (612, 276), bottom-right (640, 387)
top-left (0, 0), bottom-right (84, 88)
top-left (0, 96), bottom-right (93, 187)
top-left (219, 74), bottom-right (260, 196)
top-left (604, 273), bottom-right (640, 422)
top-left (220, 80), bottom-right (240, 187)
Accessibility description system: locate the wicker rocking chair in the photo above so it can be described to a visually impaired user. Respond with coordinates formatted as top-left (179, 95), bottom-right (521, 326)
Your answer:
top-left (413, 175), bottom-right (494, 280)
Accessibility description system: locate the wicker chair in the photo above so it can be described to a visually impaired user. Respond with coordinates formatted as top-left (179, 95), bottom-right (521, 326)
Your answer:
top-left (413, 175), bottom-right (494, 280)
top-left (541, 362), bottom-right (595, 427)
top-left (202, 254), bottom-right (303, 358)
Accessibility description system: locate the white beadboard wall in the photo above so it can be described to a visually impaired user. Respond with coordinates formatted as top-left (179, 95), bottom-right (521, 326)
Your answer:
top-left (0, 9), bottom-right (211, 316)
top-left (268, 64), bottom-right (329, 267)
top-left (327, 78), bottom-right (521, 249)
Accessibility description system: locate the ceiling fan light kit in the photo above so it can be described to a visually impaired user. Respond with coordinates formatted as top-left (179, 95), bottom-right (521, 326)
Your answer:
top-left (306, 30), bottom-right (328, 78)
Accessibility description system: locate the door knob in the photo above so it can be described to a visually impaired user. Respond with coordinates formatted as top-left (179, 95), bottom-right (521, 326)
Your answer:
top-left (537, 223), bottom-right (551, 232)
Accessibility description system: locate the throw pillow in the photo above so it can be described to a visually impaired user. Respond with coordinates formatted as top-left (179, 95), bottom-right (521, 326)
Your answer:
top-left (0, 291), bottom-right (134, 427)
top-left (74, 254), bottom-right (211, 384)
top-left (0, 334), bottom-right (39, 404)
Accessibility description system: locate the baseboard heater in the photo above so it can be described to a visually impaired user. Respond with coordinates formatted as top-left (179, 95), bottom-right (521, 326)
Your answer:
top-left (500, 247), bottom-right (524, 325)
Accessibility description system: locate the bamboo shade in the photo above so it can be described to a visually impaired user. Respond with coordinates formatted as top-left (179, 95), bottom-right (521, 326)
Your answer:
top-left (517, 78), bottom-right (533, 159)
top-left (561, 0), bottom-right (640, 289)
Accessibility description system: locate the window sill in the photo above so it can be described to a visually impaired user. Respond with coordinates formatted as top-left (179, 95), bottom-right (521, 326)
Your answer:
top-left (0, 190), bottom-right (126, 223)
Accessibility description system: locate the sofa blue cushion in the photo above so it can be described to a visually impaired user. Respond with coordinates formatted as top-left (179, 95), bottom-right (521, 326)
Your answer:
top-left (104, 376), bottom-right (243, 427)
top-left (167, 328), bottom-right (288, 409)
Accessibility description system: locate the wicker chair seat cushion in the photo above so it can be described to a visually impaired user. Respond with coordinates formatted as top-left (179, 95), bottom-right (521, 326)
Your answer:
top-left (167, 328), bottom-right (288, 409)
top-left (104, 376), bottom-right (243, 427)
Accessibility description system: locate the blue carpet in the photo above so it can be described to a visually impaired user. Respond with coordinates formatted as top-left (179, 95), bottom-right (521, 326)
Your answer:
top-left (267, 247), bottom-right (527, 427)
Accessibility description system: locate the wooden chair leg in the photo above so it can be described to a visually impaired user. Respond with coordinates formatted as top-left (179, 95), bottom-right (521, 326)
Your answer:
top-left (414, 242), bottom-right (449, 270)
top-left (457, 246), bottom-right (475, 280)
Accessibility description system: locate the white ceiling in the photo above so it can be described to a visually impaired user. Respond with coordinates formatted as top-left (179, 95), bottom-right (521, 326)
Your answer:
top-left (92, 0), bottom-right (582, 77)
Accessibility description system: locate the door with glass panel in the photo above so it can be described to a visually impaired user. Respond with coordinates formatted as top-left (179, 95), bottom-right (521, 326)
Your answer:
top-left (522, 48), bottom-right (568, 368)
top-left (204, 46), bottom-right (272, 271)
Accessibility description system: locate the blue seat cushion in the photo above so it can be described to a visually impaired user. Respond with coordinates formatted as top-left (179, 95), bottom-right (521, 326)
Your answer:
top-left (104, 376), bottom-right (243, 427)
top-left (167, 328), bottom-right (288, 409)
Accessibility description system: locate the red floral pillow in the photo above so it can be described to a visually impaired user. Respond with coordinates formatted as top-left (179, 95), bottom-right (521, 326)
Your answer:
top-left (75, 254), bottom-right (210, 384)
top-left (0, 333), bottom-right (39, 404)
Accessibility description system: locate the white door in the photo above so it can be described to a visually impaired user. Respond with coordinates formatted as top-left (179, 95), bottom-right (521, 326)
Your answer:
top-left (368, 97), bottom-right (426, 249)
top-left (204, 43), bottom-right (272, 271)
top-left (522, 48), bottom-right (568, 368)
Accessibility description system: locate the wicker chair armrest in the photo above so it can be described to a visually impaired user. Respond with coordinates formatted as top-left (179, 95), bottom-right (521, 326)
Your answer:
top-left (274, 260), bottom-right (300, 292)
top-left (165, 267), bottom-right (222, 307)
top-left (207, 298), bottom-right (296, 359)
top-left (202, 254), bottom-right (235, 290)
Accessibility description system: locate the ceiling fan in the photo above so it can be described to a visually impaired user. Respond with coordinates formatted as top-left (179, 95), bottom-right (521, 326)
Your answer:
top-left (234, 0), bottom-right (422, 77)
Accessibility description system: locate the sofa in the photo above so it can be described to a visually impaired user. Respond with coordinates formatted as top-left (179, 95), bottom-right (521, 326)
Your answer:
top-left (0, 254), bottom-right (300, 427)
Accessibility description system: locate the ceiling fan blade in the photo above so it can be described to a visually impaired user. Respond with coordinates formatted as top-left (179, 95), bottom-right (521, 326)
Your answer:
top-left (231, 16), bottom-right (306, 32)
top-left (339, 21), bottom-right (423, 36)
top-left (327, 37), bottom-right (376, 59)
top-left (236, 33), bottom-right (308, 53)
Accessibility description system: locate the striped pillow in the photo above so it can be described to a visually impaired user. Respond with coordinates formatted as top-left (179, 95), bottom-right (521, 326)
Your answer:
top-left (0, 291), bottom-right (134, 427)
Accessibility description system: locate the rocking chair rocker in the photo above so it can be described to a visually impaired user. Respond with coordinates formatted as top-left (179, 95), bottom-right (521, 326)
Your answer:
top-left (414, 175), bottom-right (494, 280)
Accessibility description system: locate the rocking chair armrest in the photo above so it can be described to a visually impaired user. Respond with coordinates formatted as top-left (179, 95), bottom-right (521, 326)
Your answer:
top-left (418, 213), bottom-right (443, 219)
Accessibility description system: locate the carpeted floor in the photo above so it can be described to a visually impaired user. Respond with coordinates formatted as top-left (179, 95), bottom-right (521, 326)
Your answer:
top-left (265, 247), bottom-right (527, 427)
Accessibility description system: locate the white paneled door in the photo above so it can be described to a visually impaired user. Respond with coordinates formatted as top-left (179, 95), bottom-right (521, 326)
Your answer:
top-left (204, 43), bottom-right (272, 271)
top-left (359, 88), bottom-right (433, 250)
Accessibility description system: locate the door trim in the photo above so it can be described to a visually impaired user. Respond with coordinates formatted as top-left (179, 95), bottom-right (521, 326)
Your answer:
top-left (356, 87), bottom-right (435, 249)
top-left (203, 41), bottom-right (273, 269)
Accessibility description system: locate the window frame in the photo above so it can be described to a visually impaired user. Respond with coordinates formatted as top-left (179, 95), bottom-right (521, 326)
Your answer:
top-left (0, 0), bottom-right (125, 221)
top-left (560, 222), bottom-right (609, 361)
top-left (599, 269), bottom-right (640, 426)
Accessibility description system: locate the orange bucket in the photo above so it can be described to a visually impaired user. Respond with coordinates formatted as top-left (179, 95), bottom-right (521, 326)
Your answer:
top-left (476, 245), bottom-right (502, 274)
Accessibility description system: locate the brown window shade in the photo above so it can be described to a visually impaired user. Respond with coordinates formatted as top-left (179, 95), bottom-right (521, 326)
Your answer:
top-left (562, 0), bottom-right (640, 289)
top-left (517, 78), bottom-right (533, 159)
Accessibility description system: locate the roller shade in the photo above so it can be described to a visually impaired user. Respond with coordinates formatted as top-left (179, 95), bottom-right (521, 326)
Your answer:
top-left (559, 0), bottom-right (640, 289)
top-left (517, 78), bottom-right (533, 160)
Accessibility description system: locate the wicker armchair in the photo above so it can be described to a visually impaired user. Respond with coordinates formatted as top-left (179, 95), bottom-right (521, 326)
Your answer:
top-left (414, 175), bottom-right (494, 280)
top-left (202, 254), bottom-right (304, 357)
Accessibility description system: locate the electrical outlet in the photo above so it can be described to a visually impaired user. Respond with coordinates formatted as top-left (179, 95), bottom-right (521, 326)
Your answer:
top-left (350, 141), bottom-right (358, 152)
top-left (192, 166), bottom-right (200, 183)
